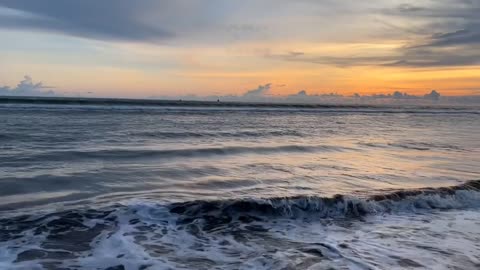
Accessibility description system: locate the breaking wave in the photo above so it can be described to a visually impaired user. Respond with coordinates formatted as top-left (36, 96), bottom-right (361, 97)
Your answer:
top-left (2, 180), bottom-right (479, 230)
top-left (1, 181), bottom-right (479, 269)
top-left (169, 180), bottom-right (480, 222)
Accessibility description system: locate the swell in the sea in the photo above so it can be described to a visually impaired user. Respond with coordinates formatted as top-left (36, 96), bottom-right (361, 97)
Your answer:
top-left (3, 144), bottom-right (348, 164)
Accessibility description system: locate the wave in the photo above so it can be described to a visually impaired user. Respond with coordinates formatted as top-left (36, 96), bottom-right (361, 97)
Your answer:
top-left (136, 130), bottom-right (303, 139)
top-left (5, 144), bottom-right (346, 163)
top-left (169, 180), bottom-right (480, 222)
top-left (360, 141), bottom-right (466, 152)
top-left (0, 180), bottom-right (477, 246)
top-left (2, 182), bottom-right (479, 270)
top-left (2, 99), bottom-right (479, 115)
top-left (0, 181), bottom-right (478, 261)
top-left (2, 181), bottom-right (478, 233)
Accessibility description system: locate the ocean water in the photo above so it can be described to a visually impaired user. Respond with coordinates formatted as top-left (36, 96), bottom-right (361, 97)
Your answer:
top-left (0, 103), bottom-right (479, 270)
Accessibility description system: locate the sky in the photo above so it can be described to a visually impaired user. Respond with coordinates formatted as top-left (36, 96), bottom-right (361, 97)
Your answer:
top-left (0, 0), bottom-right (479, 99)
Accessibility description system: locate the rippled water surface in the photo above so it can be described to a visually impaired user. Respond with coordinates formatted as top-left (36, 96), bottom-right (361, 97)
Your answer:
top-left (0, 103), bottom-right (479, 269)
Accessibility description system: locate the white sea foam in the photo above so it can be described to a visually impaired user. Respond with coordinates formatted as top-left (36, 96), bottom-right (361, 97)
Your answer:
top-left (1, 188), bottom-right (479, 269)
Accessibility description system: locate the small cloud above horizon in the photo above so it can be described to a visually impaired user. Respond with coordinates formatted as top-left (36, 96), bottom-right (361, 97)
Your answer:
top-left (0, 75), bottom-right (56, 97)
top-left (243, 83), bottom-right (272, 97)
top-left (1, 76), bottom-right (479, 106)
top-left (151, 83), bottom-right (480, 105)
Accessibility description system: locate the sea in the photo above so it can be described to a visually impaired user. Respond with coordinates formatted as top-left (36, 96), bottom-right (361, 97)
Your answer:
top-left (0, 99), bottom-right (479, 270)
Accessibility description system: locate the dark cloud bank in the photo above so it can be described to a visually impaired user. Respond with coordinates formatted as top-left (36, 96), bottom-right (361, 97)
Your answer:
top-left (0, 1), bottom-right (479, 68)
top-left (0, 0), bottom-right (172, 42)
top-left (270, 1), bottom-right (480, 68)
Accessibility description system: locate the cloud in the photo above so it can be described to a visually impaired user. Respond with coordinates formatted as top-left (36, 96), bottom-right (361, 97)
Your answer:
top-left (0, 0), bottom-right (271, 43)
top-left (380, 1), bottom-right (480, 67)
top-left (0, 0), bottom-right (173, 42)
top-left (150, 83), bottom-right (469, 105)
top-left (424, 90), bottom-right (441, 100)
top-left (243, 83), bottom-right (271, 97)
top-left (0, 0), bottom-right (366, 41)
top-left (270, 53), bottom-right (396, 67)
top-left (427, 29), bottom-right (480, 47)
top-left (1, 1), bottom-right (479, 70)
top-left (273, 50), bottom-right (480, 68)
top-left (356, 90), bottom-right (444, 103)
top-left (293, 90), bottom-right (307, 96)
top-left (387, 90), bottom-right (440, 100)
top-left (0, 75), bottom-right (56, 96)
top-left (268, 1), bottom-right (480, 68)
top-left (392, 91), bottom-right (415, 99)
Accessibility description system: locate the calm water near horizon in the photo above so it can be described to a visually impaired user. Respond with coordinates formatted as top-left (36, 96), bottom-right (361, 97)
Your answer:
top-left (1, 103), bottom-right (479, 269)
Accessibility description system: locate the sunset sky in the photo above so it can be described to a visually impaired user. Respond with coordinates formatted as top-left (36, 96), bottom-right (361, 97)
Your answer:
top-left (0, 0), bottom-right (479, 98)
